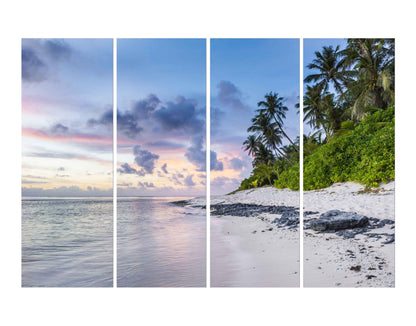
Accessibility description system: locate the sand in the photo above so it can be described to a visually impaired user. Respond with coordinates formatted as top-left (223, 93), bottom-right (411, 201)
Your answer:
top-left (304, 181), bottom-right (395, 287)
top-left (190, 181), bottom-right (394, 287)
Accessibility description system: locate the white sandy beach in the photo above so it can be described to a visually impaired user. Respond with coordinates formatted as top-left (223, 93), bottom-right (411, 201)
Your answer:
top-left (208, 187), bottom-right (300, 287)
top-left (191, 181), bottom-right (395, 287)
top-left (304, 181), bottom-right (395, 287)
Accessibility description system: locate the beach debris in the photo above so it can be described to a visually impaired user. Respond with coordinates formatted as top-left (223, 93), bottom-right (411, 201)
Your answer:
top-left (350, 265), bottom-right (361, 272)
top-left (366, 275), bottom-right (377, 280)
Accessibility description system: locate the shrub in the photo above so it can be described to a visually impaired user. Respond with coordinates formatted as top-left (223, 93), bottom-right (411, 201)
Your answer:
top-left (303, 107), bottom-right (394, 190)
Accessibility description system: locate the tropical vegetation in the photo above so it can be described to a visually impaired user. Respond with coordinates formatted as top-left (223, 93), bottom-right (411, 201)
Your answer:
top-left (237, 38), bottom-right (394, 192)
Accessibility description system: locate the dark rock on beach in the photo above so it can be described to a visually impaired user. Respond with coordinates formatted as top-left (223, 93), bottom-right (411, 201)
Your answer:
top-left (170, 200), bottom-right (191, 206)
top-left (210, 203), bottom-right (298, 218)
top-left (309, 210), bottom-right (369, 231)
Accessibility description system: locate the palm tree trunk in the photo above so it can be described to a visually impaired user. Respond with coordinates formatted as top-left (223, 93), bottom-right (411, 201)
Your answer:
top-left (272, 114), bottom-right (299, 152)
top-left (274, 144), bottom-right (293, 165)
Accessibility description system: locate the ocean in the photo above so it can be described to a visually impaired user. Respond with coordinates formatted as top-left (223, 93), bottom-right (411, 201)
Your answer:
top-left (117, 197), bottom-right (206, 287)
top-left (22, 197), bottom-right (113, 287)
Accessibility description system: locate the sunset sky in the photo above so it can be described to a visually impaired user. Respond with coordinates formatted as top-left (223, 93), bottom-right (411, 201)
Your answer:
top-left (22, 39), bottom-right (301, 197)
top-left (116, 39), bottom-right (206, 197)
top-left (210, 39), bottom-right (300, 195)
top-left (22, 39), bottom-right (113, 197)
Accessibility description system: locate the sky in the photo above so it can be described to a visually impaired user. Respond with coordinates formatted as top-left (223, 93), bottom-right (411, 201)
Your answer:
top-left (22, 39), bottom-right (113, 197)
top-left (210, 39), bottom-right (300, 195)
top-left (303, 38), bottom-right (348, 136)
top-left (21, 39), bottom-right (346, 197)
top-left (116, 39), bottom-right (206, 197)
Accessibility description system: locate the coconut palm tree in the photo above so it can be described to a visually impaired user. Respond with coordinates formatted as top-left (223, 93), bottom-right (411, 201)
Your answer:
top-left (243, 134), bottom-right (260, 157)
top-left (304, 45), bottom-right (350, 95)
top-left (303, 84), bottom-right (327, 131)
top-left (257, 92), bottom-right (298, 151)
top-left (303, 85), bottom-right (346, 141)
top-left (247, 112), bottom-right (293, 164)
top-left (252, 143), bottom-right (275, 167)
top-left (343, 39), bottom-right (395, 119)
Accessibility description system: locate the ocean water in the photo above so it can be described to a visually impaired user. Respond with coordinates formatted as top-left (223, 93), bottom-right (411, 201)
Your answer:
top-left (22, 197), bottom-right (113, 287)
top-left (117, 197), bottom-right (206, 287)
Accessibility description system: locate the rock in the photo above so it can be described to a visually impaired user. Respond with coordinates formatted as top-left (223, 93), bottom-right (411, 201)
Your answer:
top-left (210, 203), bottom-right (298, 217)
top-left (170, 199), bottom-right (191, 206)
top-left (309, 210), bottom-right (369, 231)
top-left (350, 265), bottom-right (361, 272)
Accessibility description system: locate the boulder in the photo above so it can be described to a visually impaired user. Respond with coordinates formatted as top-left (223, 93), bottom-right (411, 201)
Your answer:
top-left (310, 210), bottom-right (369, 231)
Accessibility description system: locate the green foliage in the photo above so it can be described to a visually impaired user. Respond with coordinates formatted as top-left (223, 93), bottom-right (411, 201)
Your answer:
top-left (303, 107), bottom-right (395, 190)
top-left (274, 163), bottom-right (300, 190)
top-left (340, 120), bottom-right (355, 130)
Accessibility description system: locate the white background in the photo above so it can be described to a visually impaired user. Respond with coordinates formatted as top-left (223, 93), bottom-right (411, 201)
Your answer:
top-left (1, 1), bottom-right (415, 325)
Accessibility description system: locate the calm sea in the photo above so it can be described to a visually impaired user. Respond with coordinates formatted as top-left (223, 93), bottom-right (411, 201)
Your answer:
top-left (117, 197), bottom-right (206, 287)
top-left (22, 197), bottom-right (113, 287)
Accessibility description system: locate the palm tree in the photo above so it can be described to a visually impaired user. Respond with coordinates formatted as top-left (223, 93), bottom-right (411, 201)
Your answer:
top-left (303, 84), bottom-right (327, 131)
top-left (248, 112), bottom-right (293, 164)
top-left (304, 45), bottom-right (350, 95)
top-left (303, 85), bottom-right (346, 141)
top-left (243, 134), bottom-right (260, 157)
top-left (252, 164), bottom-right (275, 185)
top-left (343, 39), bottom-right (395, 119)
top-left (257, 92), bottom-right (298, 151)
top-left (303, 132), bottom-right (322, 156)
top-left (252, 143), bottom-right (275, 167)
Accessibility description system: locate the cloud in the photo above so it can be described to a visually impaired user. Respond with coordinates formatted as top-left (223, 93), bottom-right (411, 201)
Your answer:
top-left (146, 140), bottom-right (185, 150)
top-left (217, 81), bottom-right (249, 111)
top-left (22, 47), bottom-right (48, 82)
top-left (50, 123), bottom-right (69, 135)
top-left (88, 108), bottom-right (143, 139)
top-left (210, 151), bottom-right (223, 171)
top-left (185, 136), bottom-right (206, 171)
top-left (117, 163), bottom-right (145, 176)
top-left (91, 94), bottom-right (204, 140)
top-left (185, 136), bottom-right (222, 171)
top-left (133, 145), bottom-right (159, 174)
top-left (230, 157), bottom-right (244, 170)
top-left (170, 174), bottom-right (183, 185)
top-left (184, 175), bottom-right (195, 186)
top-left (118, 182), bottom-right (132, 187)
top-left (43, 39), bottom-right (71, 61)
top-left (138, 182), bottom-right (155, 188)
top-left (22, 175), bottom-right (48, 179)
top-left (131, 94), bottom-right (161, 120)
top-left (22, 179), bottom-right (47, 184)
top-left (90, 95), bottom-right (159, 140)
top-left (211, 106), bottom-right (226, 134)
top-left (153, 96), bottom-right (204, 135)
top-left (211, 176), bottom-right (240, 187)
top-left (22, 39), bottom-right (72, 83)
top-left (22, 185), bottom-right (112, 197)
top-left (26, 151), bottom-right (89, 160)
top-left (161, 163), bottom-right (168, 174)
